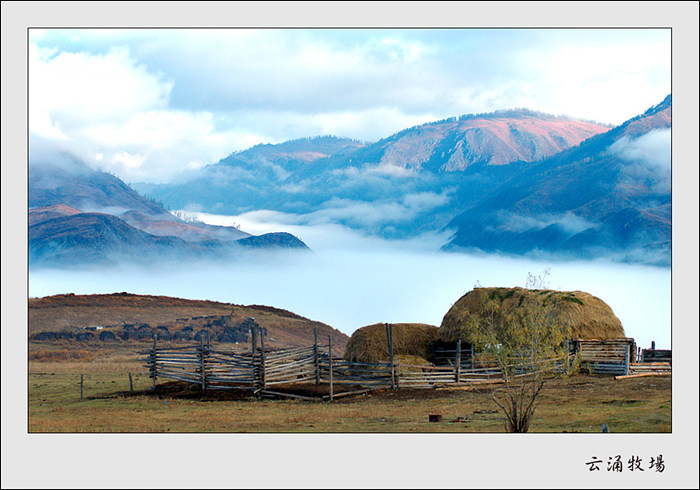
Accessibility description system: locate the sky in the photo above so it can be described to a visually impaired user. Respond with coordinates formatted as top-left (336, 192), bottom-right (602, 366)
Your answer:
top-left (29, 28), bottom-right (671, 183)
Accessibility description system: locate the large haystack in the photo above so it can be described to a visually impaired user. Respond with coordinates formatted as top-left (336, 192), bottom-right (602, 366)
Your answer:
top-left (343, 323), bottom-right (439, 363)
top-left (440, 287), bottom-right (625, 343)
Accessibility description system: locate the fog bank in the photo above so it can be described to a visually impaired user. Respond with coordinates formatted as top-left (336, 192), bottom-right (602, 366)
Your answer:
top-left (29, 214), bottom-right (671, 350)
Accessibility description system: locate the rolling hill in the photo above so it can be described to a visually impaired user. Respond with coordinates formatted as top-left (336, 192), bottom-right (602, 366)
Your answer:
top-left (28, 292), bottom-right (349, 354)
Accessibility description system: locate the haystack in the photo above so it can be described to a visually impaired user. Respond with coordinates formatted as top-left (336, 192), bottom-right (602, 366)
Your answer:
top-left (440, 287), bottom-right (625, 343)
top-left (394, 354), bottom-right (435, 373)
top-left (343, 323), bottom-right (439, 364)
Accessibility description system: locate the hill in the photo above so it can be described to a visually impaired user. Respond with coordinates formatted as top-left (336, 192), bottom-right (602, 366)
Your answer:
top-left (28, 292), bottom-right (349, 355)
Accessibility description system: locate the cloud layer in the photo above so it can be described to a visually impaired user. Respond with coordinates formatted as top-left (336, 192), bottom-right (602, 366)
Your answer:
top-left (611, 128), bottom-right (672, 193)
top-left (28, 219), bottom-right (672, 350)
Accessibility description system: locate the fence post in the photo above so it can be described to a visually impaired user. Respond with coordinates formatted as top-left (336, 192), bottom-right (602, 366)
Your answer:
top-left (313, 327), bottom-right (320, 385)
top-left (386, 323), bottom-right (395, 389)
top-left (200, 332), bottom-right (206, 390)
top-left (328, 335), bottom-right (333, 400)
top-left (624, 343), bottom-right (630, 376)
top-left (259, 327), bottom-right (266, 391)
top-left (396, 358), bottom-right (401, 389)
top-left (470, 344), bottom-right (475, 370)
top-left (128, 372), bottom-right (134, 393)
top-left (80, 374), bottom-right (84, 401)
top-left (251, 323), bottom-right (258, 387)
top-left (151, 331), bottom-right (157, 391)
top-left (455, 339), bottom-right (462, 383)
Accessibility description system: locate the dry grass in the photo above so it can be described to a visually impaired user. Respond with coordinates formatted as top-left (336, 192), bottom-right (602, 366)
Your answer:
top-left (29, 349), bottom-right (96, 362)
top-left (29, 361), bottom-right (146, 373)
top-left (27, 371), bottom-right (671, 433)
top-left (440, 287), bottom-right (625, 342)
top-left (343, 323), bottom-right (439, 363)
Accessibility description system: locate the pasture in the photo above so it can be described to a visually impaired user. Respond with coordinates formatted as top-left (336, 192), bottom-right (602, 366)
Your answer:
top-left (28, 362), bottom-right (671, 433)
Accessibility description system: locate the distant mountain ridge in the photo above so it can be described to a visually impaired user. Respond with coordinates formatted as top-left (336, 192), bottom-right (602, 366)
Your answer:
top-left (37, 98), bottom-right (671, 267)
top-left (136, 109), bottom-right (610, 237)
top-left (28, 157), bottom-right (310, 268)
top-left (350, 108), bottom-right (610, 172)
top-left (443, 95), bottom-right (671, 265)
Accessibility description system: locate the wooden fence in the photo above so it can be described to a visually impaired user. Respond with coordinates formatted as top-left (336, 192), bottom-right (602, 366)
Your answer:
top-left (143, 327), bottom-right (668, 397)
top-left (572, 338), bottom-right (636, 375)
top-left (142, 335), bottom-right (317, 391)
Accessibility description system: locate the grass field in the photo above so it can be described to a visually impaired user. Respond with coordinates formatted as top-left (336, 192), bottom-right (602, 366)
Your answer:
top-left (28, 364), bottom-right (671, 433)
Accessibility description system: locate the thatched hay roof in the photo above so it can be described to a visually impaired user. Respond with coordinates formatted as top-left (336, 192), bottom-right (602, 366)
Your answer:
top-left (440, 287), bottom-right (625, 343)
top-left (343, 323), bottom-right (439, 363)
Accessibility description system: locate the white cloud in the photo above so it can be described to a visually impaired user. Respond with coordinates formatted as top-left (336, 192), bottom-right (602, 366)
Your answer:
top-left (29, 42), bottom-right (269, 182)
top-left (495, 211), bottom-right (595, 234)
top-left (610, 128), bottom-right (672, 193)
top-left (28, 29), bottom-right (670, 182)
top-left (30, 43), bottom-right (172, 127)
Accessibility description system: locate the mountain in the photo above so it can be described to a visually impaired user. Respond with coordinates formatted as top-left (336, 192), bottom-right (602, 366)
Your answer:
top-left (237, 232), bottom-right (309, 249)
top-left (443, 95), bottom-right (672, 265)
top-left (136, 112), bottom-right (609, 237)
top-left (29, 154), bottom-right (309, 267)
top-left (342, 109), bottom-right (610, 172)
top-left (29, 211), bottom-right (201, 267)
top-left (30, 156), bottom-right (168, 217)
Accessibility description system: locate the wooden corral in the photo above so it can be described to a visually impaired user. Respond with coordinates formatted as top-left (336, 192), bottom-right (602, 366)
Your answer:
top-left (143, 322), bottom-right (669, 399)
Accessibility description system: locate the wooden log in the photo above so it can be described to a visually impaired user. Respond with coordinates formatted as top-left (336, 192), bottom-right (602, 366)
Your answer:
top-left (260, 327), bottom-right (266, 390)
top-left (455, 339), bottom-right (462, 383)
top-left (615, 372), bottom-right (671, 380)
top-left (314, 327), bottom-right (320, 385)
top-left (323, 388), bottom-right (372, 400)
top-left (258, 390), bottom-right (317, 402)
top-left (328, 335), bottom-right (333, 400)
top-left (199, 334), bottom-right (206, 390)
top-left (386, 323), bottom-right (395, 389)
top-left (264, 361), bottom-right (316, 374)
top-left (151, 332), bottom-right (157, 391)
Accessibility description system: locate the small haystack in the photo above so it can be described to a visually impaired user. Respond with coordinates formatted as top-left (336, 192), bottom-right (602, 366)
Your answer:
top-left (440, 287), bottom-right (625, 343)
top-left (394, 354), bottom-right (435, 373)
top-left (343, 323), bottom-right (439, 364)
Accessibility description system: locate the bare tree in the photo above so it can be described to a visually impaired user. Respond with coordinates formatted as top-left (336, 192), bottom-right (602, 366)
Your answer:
top-left (464, 269), bottom-right (571, 432)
